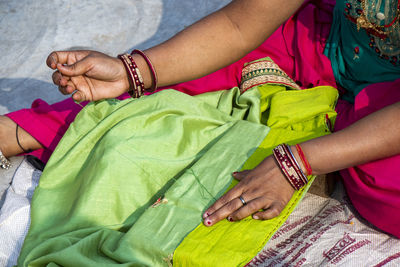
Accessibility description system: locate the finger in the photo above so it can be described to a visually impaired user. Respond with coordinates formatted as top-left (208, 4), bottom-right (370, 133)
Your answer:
top-left (252, 201), bottom-right (285, 220)
top-left (46, 51), bottom-right (73, 69)
top-left (57, 58), bottom-right (91, 77)
top-left (52, 71), bottom-right (62, 86)
top-left (46, 52), bottom-right (59, 69)
top-left (233, 170), bottom-right (251, 181)
top-left (70, 76), bottom-right (92, 101)
top-left (228, 197), bottom-right (269, 221)
top-left (72, 91), bottom-right (85, 102)
top-left (203, 197), bottom-right (245, 226)
top-left (58, 83), bottom-right (70, 95)
top-left (58, 85), bottom-right (67, 95)
top-left (52, 71), bottom-right (71, 87)
top-left (61, 81), bottom-right (77, 95)
top-left (72, 91), bottom-right (84, 102)
top-left (66, 80), bottom-right (76, 92)
top-left (57, 73), bottom-right (79, 95)
top-left (203, 184), bottom-right (244, 219)
top-left (58, 83), bottom-right (75, 95)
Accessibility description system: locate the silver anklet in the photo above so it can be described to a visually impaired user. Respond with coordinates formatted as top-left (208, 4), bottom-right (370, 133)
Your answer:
top-left (0, 148), bottom-right (11, 169)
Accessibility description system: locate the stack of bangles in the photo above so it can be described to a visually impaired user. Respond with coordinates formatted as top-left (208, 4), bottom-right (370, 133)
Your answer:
top-left (117, 49), bottom-right (158, 98)
top-left (272, 143), bottom-right (313, 190)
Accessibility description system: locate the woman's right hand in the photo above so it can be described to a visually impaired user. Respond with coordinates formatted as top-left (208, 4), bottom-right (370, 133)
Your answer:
top-left (46, 50), bottom-right (130, 102)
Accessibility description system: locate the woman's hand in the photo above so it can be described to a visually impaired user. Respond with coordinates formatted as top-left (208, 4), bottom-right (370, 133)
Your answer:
top-left (46, 50), bottom-right (130, 102)
top-left (203, 155), bottom-right (295, 226)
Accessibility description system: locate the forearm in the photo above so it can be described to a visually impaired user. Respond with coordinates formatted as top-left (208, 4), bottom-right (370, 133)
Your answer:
top-left (134, 0), bottom-right (305, 89)
top-left (298, 102), bottom-right (400, 175)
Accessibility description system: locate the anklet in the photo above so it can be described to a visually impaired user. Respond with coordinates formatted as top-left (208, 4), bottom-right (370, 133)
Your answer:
top-left (16, 125), bottom-right (33, 153)
top-left (0, 149), bottom-right (11, 169)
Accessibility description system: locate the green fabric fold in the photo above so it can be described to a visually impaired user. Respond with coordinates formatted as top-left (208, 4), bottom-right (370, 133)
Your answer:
top-left (18, 87), bottom-right (269, 266)
top-left (18, 63), bottom-right (338, 266)
top-left (173, 87), bottom-right (338, 267)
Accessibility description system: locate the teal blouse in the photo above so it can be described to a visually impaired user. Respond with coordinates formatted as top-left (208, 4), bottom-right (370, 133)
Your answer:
top-left (324, 0), bottom-right (400, 102)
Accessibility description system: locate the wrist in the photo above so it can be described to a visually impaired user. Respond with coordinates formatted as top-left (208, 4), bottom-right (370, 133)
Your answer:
top-left (290, 144), bottom-right (313, 176)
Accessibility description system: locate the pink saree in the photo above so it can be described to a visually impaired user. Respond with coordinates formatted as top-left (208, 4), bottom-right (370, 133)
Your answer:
top-left (6, 0), bottom-right (400, 238)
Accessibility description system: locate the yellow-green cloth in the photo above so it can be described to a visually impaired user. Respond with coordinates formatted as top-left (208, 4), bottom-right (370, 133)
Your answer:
top-left (173, 86), bottom-right (337, 267)
top-left (18, 77), bottom-right (337, 266)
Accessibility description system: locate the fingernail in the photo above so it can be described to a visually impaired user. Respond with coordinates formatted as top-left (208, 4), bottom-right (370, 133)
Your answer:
top-left (205, 219), bottom-right (212, 226)
top-left (202, 212), bottom-right (210, 219)
top-left (228, 217), bottom-right (233, 222)
top-left (253, 215), bottom-right (259, 220)
top-left (232, 172), bottom-right (238, 175)
top-left (72, 96), bottom-right (83, 106)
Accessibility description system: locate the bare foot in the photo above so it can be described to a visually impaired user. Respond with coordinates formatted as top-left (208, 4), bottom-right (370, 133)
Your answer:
top-left (0, 115), bottom-right (42, 157)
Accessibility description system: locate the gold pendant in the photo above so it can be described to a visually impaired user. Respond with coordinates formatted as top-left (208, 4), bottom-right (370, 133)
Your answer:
top-left (357, 16), bottom-right (366, 31)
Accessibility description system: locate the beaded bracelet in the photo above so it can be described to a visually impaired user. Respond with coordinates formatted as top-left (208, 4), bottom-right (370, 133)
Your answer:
top-left (295, 144), bottom-right (313, 176)
top-left (118, 54), bottom-right (145, 98)
top-left (131, 49), bottom-right (158, 92)
top-left (272, 144), bottom-right (308, 190)
top-left (126, 54), bottom-right (145, 97)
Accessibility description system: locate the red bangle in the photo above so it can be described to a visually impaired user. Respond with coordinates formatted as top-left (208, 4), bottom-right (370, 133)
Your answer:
top-left (295, 144), bottom-right (313, 176)
top-left (285, 145), bottom-right (308, 184)
top-left (273, 144), bottom-right (308, 190)
top-left (118, 54), bottom-right (144, 98)
top-left (131, 49), bottom-right (158, 92)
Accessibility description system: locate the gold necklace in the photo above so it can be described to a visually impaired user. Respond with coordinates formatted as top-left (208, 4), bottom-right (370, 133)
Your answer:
top-left (357, 0), bottom-right (400, 36)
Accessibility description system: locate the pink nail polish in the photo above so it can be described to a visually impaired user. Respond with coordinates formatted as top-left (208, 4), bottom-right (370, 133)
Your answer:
top-left (253, 215), bottom-right (259, 220)
top-left (205, 219), bottom-right (212, 226)
top-left (202, 212), bottom-right (210, 219)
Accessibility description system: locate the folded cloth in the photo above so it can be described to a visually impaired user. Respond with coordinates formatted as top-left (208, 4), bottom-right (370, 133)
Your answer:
top-left (17, 58), bottom-right (338, 266)
top-left (0, 159), bottom-right (41, 267)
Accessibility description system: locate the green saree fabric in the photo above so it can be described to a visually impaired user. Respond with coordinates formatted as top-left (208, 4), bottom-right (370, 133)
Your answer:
top-left (173, 86), bottom-right (338, 266)
top-left (18, 59), bottom-right (338, 267)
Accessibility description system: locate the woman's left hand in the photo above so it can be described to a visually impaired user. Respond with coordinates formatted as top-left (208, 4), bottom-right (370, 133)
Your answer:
top-left (203, 155), bottom-right (295, 226)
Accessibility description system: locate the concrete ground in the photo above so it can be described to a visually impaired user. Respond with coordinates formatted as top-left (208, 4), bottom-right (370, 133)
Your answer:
top-left (0, 0), bottom-right (230, 114)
